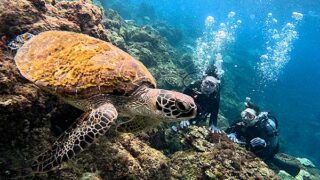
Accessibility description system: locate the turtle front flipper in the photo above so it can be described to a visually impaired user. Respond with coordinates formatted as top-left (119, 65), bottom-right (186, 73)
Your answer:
top-left (116, 116), bottom-right (158, 134)
top-left (31, 103), bottom-right (118, 172)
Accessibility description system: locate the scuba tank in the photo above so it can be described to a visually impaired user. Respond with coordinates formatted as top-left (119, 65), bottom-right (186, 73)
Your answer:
top-left (258, 112), bottom-right (279, 137)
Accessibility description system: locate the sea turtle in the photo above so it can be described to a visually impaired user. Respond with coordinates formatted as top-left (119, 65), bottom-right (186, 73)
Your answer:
top-left (14, 31), bottom-right (197, 172)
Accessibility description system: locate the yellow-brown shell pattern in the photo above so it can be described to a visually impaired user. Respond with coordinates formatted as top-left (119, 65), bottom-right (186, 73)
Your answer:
top-left (14, 31), bottom-right (156, 98)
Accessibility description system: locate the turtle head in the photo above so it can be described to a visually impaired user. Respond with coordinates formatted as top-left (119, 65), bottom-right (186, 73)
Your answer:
top-left (155, 90), bottom-right (197, 121)
top-left (135, 88), bottom-right (197, 121)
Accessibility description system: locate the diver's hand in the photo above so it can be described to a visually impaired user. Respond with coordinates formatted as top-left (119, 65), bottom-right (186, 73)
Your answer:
top-left (227, 133), bottom-right (246, 145)
top-left (250, 137), bottom-right (267, 148)
top-left (180, 120), bottom-right (190, 129)
top-left (227, 133), bottom-right (238, 143)
top-left (171, 120), bottom-right (190, 132)
top-left (209, 124), bottom-right (222, 133)
top-left (244, 97), bottom-right (251, 107)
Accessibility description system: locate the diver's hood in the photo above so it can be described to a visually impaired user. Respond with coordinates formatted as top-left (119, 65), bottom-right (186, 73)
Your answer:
top-left (241, 108), bottom-right (258, 126)
top-left (241, 108), bottom-right (257, 118)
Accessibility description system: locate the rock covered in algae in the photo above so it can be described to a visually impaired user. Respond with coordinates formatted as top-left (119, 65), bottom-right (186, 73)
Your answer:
top-left (74, 133), bottom-right (170, 179)
top-left (0, 50), bottom-right (82, 179)
top-left (0, 0), bottom-right (107, 40)
top-left (0, 50), bottom-right (52, 146)
top-left (162, 126), bottom-right (279, 179)
top-left (30, 126), bottom-right (279, 179)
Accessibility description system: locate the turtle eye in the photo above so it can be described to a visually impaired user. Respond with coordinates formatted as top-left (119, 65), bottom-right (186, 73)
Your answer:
top-left (176, 100), bottom-right (189, 112)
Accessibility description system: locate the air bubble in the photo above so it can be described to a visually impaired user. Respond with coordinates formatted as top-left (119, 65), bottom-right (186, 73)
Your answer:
top-left (193, 12), bottom-right (241, 78)
top-left (258, 12), bottom-right (303, 84)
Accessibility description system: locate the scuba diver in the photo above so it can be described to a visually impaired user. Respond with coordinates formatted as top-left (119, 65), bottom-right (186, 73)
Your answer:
top-left (226, 97), bottom-right (279, 160)
top-left (172, 67), bottom-right (222, 133)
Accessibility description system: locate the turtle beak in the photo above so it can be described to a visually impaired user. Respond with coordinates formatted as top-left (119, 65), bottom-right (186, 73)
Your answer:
top-left (175, 97), bottom-right (197, 119)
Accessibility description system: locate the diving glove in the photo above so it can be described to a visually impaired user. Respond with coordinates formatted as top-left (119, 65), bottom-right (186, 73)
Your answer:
top-left (227, 133), bottom-right (245, 145)
top-left (209, 124), bottom-right (222, 133)
top-left (179, 120), bottom-right (190, 129)
top-left (250, 137), bottom-right (267, 148)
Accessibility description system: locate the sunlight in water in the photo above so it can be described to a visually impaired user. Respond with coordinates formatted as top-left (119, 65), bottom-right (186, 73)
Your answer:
top-left (194, 12), bottom-right (241, 78)
top-left (258, 12), bottom-right (303, 84)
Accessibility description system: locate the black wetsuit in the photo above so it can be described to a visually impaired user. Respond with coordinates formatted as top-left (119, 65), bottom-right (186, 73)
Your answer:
top-left (183, 80), bottom-right (220, 127)
top-left (226, 114), bottom-right (279, 159)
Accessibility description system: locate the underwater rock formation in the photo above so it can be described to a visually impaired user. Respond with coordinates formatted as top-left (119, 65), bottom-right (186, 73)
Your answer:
top-left (270, 153), bottom-right (320, 179)
top-left (103, 9), bottom-right (170, 65)
top-left (0, 50), bottom-right (59, 147)
top-left (73, 133), bottom-right (169, 179)
top-left (0, 0), bottom-right (107, 40)
top-left (103, 8), bottom-right (186, 89)
top-left (0, 50), bottom-right (82, 178)
top-left (152, 22), bottom-right (183, 46)
top-left (154, 126), bottom-right (279, 179)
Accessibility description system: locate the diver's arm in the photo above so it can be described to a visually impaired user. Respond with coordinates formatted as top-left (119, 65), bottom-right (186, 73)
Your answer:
top-left (205, 65), bottom-right (220, 79)
top-left (209, 90), bottom-right (220, 125)
top-left (208, 88), bottom-right (222, 133)
top-left (209, 113), bottom-right (218, 127)
top-left (208, 103), bottom-right (219, 127)
top-left (208, 114), bottom-right (220, 133)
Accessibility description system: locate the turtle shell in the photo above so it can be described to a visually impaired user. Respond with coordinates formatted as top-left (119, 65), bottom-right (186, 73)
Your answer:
top-left (14, 31), bottom-right (156, 98)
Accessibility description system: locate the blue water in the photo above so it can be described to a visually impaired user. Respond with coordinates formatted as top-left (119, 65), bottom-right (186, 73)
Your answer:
top-left (101, 0), bottom-right (320, 167)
